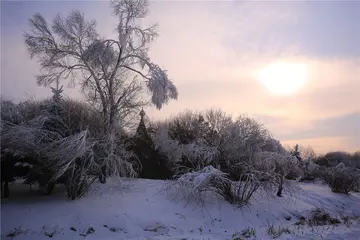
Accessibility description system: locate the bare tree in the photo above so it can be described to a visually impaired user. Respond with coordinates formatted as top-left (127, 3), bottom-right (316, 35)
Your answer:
top-left (24, 0), bottom-right (178, 134)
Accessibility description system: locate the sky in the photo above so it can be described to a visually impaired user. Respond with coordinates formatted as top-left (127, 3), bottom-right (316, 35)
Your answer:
top-left (1, 0), bottom-right (359, 154)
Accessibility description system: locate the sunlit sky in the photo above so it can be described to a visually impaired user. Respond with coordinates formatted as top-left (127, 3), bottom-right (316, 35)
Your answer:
top-left (1, 0), bottom-right (360, 154)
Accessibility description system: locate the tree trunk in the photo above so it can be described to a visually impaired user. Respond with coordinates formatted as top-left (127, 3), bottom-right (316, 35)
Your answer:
top-left (46, 183), bottom-right (55, 195)
top-left (277, 178), bottom-right (284, 197)
top-left (3, 182), bottom-right (9, 198)
top-left (276, 186), bottom-right (283, 197)
top-left (99, 165), bottom-right (107, 184)
top-left (100, 104), bottom-right (119, 184)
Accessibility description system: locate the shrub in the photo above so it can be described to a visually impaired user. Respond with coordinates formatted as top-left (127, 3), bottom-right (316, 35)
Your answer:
top-left (253, 152), bottom-right (300, 197)
top-left (266, 224), bottom-right (291, 238)
top-left (151, 125), bottom-right (219, 178)
top-left (167, 166), bottom-right (264, 207)
top-left (210, 173), bottom-right (261, 206)
top-left (232, 227), bottom-right (256, 239)
top-left (308, 208), bottom-right (341, 226)
top-left (325, 151), bottom-right (354, 167)
top-left (66, 171), bottom-right (97, 200)
top-left (315, 151), bottom-right (360, 169)
top-left (353, 151), bottom-right (360, 169)
top-left (166, 110), bottom-right (210, 145)
top-left (297, 159), bottom-right (323, 182)
top-left (152, 109), bottom-right (278, 180)
top-left (1, 98), bottom-right (136, 199)
top-left (165, 166), bottom-right (227, 206)
top-left (323, 164), bottom-right (360, 194)
top-left (240, 227), bottom-right (256, 238)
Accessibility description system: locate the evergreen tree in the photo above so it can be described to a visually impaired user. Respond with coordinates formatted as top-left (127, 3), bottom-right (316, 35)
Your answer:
top-left (291, 144), bottom-right (302, 161)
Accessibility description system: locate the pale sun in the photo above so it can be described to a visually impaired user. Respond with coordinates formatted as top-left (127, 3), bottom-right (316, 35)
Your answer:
top-left (257, 62), bottom-right (309, 96)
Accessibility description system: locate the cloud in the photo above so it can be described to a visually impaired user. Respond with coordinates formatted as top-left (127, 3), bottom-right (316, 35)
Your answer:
top-left (253, 112), bottom-right (360, 154)
top-left (287, 112), bottom-right (360, 139)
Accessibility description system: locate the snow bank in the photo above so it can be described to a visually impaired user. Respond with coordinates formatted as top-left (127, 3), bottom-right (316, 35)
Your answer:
top-left (1, 179), bottom-right (360, 240)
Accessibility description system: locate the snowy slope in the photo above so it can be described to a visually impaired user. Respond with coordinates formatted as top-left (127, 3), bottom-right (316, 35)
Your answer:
top-left (1, 179), bottom-right (360, 240)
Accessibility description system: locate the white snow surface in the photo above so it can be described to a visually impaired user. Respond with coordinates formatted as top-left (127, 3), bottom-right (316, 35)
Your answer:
top-left (1, 179), bottom-right (360, 240)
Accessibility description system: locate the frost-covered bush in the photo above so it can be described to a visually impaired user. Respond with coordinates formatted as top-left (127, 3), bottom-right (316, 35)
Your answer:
top-left (167, 166), bottom-right (265, 206)
top-left (1, 98), bottom-right (104, 134)
top-left (166, 110), bottom-right (213, 145)
top-left (0, 100), bottom-right (23, 125)
top-left (323, 163), bottom-right (360, 194)
top-left (210, 172), bottom-right (262, 205)
top-left (1, 115), bottom-right (94, 199)
top-left (151, 110), bottom-right (285, 181)
top-left (353, 151), bottom-right (360, 169)
top-left (203, 108), bottom-right (233, 147)
top-left (315, 151), bottom-right (360, 169)
top-left (298, 158), bottom-right (323, 181)
top-left (151, 109), bottom-right (228, 176)
top-left (262, 138), bottom-right (287, 154)
top-left (229, 114), bottom-right (272, 153)
top-left (1, 99), bottom-right (45, 125)
top-left (216, 114), bottom-right (274, 180)
top-left (254, 151), bottom-right (300, 197)
top-left (178, 166), bottom-right (225, 192)
top-left (151, 124), bottom-right (219, 177)
top-left (1, 98), bottom-right (136, 199)
top-left (325, 151), bottom-right (353, 167)
top-left (152, 125), bottom-right (183, 162)
top-left (165, 166), bottom-right (227, 205)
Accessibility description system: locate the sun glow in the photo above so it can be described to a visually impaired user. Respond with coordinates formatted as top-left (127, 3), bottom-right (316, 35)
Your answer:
top-left (257, 61), bottom-right (309, 96)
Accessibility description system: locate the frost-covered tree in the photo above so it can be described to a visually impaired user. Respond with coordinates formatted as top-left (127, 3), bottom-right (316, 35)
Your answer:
top-left (24, 0), bottom-right (178, 134)
top-left (24, 0), bottom-right (177, 184)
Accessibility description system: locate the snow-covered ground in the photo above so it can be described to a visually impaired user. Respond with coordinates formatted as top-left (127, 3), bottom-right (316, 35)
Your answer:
top-left (1, 179), bottom-right (360, 240)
